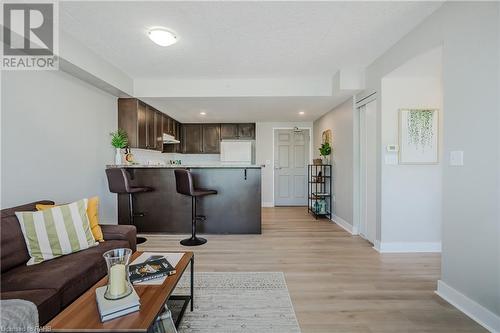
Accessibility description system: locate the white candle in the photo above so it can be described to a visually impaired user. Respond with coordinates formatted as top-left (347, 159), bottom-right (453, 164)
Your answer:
top-left (109, 264), bottom-right (126, 296)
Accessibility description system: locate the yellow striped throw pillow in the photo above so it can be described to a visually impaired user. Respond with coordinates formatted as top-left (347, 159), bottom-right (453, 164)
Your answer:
top-left (15, 199), bottom-right (97, 265)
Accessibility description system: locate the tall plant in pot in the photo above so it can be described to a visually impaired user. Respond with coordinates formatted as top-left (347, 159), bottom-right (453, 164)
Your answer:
top-left (319, 142), bottom-right (332, 164)
top-left (110, 129), bottom-right (128, 165)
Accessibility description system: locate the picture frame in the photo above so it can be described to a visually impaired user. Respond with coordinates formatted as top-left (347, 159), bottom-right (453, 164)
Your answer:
top-left (398, 108), bottom-right (439, 164)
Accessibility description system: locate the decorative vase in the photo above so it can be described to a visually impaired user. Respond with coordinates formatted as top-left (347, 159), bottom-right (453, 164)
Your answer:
top-left (103, 248), bottom-right (133, 300)
top-left (322, 155), bottom-right (330, 165)
top-left (115, 148), bottom-right (122, 165)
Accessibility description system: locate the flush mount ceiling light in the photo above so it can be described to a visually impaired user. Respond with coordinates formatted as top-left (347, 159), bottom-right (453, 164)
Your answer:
top-left (299, 111), bottom-right (305, 115)
top-left (148, 28), bottom-right (177, 47)
top-left (200, 111), bottom-right (207, 116)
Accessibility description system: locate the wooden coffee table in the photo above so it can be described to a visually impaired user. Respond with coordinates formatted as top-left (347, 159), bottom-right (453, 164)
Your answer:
top-left (47, 251), bottom-right (194, 332)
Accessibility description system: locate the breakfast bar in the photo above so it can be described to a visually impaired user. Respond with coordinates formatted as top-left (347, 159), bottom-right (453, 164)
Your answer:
top-left (107, 165), bottom-right (262, 234)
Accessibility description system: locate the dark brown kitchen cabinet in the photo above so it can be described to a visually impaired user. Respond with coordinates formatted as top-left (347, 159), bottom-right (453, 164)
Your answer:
top-left (118, 98), bottom-right (181, 151)
top-left (238, 123), bottom-right (255, 139)
top-left (202, 124), bottom-right (221, 153)
top-left (155, 111), bottom-right (163, 151)
top-left (137, 102), bottom-right (147, 149)
top-left (182, 124), bottom-right (203, 153)
top-left (220, 124), bottom-right (239, 140)
top-left (172, 120), bottom-right (179, 138)
top-left (181, 124), bottom-right (221, 154)
top-left (220, 123), bottom-right (255, 140)
top-left (146, 106), bottom-right (156, 149)
top-left (163, 116), bottom-right (171, 135)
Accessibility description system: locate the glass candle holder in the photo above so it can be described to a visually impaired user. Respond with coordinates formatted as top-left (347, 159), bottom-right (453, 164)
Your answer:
top-left (103, 248), bottom-right (133, 300)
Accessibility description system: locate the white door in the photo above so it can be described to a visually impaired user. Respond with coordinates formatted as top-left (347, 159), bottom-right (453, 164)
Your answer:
top-left (274, 129), bottom-right (310, 206)
top-left (359, 101), bottom-right (377, 243)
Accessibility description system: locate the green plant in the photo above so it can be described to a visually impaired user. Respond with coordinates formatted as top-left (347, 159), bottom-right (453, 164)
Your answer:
top-left (110, 129), bottom-right (128, 149)
top-left (407, 109), bottom-right (434, 150)
top-left (319, 142), bottom-right (332, 157)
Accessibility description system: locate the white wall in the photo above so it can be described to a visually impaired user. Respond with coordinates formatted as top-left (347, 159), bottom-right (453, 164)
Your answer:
top-left (1, 70), bottom-right (118, 224)
top-left (380, 76), bottom-right (442, 246)
top-left (358, 1), bottom-right (499, 328)
top-left (255, 121), bottom-right (313, 206)
top-left (313, 99), bottom-right (354, 226)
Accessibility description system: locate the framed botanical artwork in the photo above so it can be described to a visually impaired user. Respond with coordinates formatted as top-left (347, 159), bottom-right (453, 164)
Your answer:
top-left (322, 129), bottom-right (332, 144)
top-left (398, 109), bottom-right (439, 164)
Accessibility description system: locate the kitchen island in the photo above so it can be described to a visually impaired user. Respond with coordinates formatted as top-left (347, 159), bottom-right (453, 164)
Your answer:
top-left (107, 165), bottom-right (262, 234)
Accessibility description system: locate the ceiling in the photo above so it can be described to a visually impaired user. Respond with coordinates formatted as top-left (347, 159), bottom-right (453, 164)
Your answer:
top-left (60, 1), bottom-right (443, 121)
top-left (61, 1), bottom-right (442, 79)
top-left (142, 96), bottom-right (348, 123)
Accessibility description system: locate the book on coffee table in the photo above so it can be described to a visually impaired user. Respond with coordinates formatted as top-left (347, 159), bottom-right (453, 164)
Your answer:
top-left (129, 258), bottom-right (176, 284)
top-left (95, 286), bottom-right (140, 322)
top-left (130, 252), bottom-right (184, 285)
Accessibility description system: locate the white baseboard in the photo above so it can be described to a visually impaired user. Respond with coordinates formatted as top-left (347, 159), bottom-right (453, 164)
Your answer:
top-left (373, 241), bottom-right (441, 253)
top-left (436, 280), bottom-right (500, 332)
top-left (331, 215), bottom-right (357, 235)
top-left (261, 202), bottom-right (274, 207)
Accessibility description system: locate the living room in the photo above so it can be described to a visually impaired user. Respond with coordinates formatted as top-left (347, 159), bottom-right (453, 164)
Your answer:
top-left (1, 1), bottom-right (499, 333)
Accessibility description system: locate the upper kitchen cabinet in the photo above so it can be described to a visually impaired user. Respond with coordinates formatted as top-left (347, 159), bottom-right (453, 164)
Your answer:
top-left (155, 111), bottom-right (163, 152)
top-left (118, 98), bottom-right (180, 151)
top-left (181, 124), bottom-right (203, 154)
top-left (238, 123), bottom-right (256, 139)
top-left (220, 124), bottom-right (238, 139)
top-left (145, 105), bottom-right (156, 149)
top-left (202, 124), bottom-right (221, 153)
top-left (118, 98), bottom-right (146, 149)
top-left (181, 124), bottom-right (221, 154)
top-left (220, 123), bottom-right (255, 140)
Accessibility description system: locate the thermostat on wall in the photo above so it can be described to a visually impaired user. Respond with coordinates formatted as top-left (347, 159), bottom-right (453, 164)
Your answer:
top-left (386, 144), bottom-right (399, 152)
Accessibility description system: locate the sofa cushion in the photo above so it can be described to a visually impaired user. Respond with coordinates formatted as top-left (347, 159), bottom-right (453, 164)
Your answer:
top-left (1, 289), bottom-right (59, 325)
top-left (16, 199), bottom-right (97, 265)
top-left (1, 201), bottom-right (54, 272)
top-left (1, 239), bottom-right (129, 307)
top-left (36, 196), bottom-right (104, 242)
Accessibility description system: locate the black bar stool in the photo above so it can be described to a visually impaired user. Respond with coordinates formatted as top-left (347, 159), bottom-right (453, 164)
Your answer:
top-left (105, 168), bottom-right (152, 245)
top-left (174, 169), bottom-right (217, 246)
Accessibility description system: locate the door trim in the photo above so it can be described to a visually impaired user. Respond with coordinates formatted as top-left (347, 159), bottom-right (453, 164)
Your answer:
top-left (353, 93), bottom-right (377, 244)
top-left (272, 127), bottom-right (313, 206)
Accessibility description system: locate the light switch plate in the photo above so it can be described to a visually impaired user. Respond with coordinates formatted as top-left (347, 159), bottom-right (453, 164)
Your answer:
top-left (449, 151), bottom-right (464, 166)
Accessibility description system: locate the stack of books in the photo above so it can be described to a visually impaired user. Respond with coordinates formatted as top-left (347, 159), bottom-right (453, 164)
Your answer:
top-left (95, 286), bottom-right (140, 322)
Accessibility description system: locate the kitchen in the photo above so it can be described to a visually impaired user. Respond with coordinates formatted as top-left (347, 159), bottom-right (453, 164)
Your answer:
top-left (107, 98), bottom-right (262, 235)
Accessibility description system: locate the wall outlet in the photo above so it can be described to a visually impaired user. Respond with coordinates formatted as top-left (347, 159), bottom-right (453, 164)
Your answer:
top-left (449, 151), bottom-right (464, 166)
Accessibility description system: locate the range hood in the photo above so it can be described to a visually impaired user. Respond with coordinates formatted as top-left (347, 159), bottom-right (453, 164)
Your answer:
top-left (163, 134), bottom-right (180, 144)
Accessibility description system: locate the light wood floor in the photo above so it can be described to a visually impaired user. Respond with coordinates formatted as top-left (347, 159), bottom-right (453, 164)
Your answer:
top-left (140, 207), bottom-right (485, 333)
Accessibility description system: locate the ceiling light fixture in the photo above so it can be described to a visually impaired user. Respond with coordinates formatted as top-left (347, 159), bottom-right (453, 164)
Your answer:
top-left (299, 111), bottom-right (305, 115)
top-left (200, 112), bottom-right (207, 116)
top-left (148, 28), bottom-right (177, 47)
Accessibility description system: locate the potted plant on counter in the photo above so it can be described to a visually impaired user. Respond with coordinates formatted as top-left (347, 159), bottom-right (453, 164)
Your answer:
top-left (110, 129), bottom-right (128, 165)
top-left (319, 142), bottom-right (332, 165)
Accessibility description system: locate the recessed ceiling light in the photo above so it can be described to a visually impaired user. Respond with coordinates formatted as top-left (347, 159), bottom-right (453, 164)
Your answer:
top-left (148, 28), bottom-right (177, 47)
top-left (200, 112), bottom-right (207, 116)
top-left (299, 111), bottom-right (305, 115)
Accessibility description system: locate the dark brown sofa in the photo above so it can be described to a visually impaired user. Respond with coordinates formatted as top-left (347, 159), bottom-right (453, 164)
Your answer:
top-left (0, 201), bottom-right (137, 324)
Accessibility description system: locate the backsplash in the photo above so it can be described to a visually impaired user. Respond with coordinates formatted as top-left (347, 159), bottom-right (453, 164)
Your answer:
top-left (130, 149), bottom-right (220, 165)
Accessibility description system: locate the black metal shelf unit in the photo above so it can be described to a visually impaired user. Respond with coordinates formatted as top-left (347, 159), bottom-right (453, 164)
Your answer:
top-left (308, 164), bottom-right (332, 219)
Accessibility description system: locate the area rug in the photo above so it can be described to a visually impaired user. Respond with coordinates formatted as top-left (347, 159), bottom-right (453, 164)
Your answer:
top-left (168, 272), bottom-right (301, 333)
